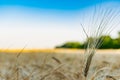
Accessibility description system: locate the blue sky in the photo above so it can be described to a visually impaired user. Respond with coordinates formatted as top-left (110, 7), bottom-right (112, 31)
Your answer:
top-left (0, 0), bottom-right (105, 10)
top-left (0, 0), bottom-right (120, 49)
top-left (0, 0), bottom-right (120, 10)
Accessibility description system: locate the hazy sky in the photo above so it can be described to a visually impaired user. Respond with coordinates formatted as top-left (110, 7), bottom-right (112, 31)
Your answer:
top-left (0, 0), bottom-right (120, 49)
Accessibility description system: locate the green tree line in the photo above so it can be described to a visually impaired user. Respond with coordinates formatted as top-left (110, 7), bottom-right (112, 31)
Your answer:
top-left (56, 32), bottom-right (120, 49)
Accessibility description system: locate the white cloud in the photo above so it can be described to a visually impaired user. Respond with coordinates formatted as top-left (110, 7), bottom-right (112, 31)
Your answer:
top-left (0, 3), bottom-right (119, 49)
top-left (0, 7), bottom-right (83, 48)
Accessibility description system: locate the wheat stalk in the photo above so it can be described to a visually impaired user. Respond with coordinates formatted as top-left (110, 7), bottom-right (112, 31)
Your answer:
top-left (81, 5), bottom-right (120, 79)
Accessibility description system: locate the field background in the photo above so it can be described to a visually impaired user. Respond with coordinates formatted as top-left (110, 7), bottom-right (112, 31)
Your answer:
top-left (0, 49), bottom-right (119, 80)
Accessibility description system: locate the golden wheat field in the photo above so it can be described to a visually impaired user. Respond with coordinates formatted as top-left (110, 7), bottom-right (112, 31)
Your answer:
top-left (0, 49), bottom-right (119, 80)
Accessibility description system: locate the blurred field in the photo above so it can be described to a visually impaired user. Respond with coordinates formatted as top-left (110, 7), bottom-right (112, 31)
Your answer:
top-left (0, 48), bottom-right (120, 54)
top-left (0, 49), bottom-right (120, 80)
